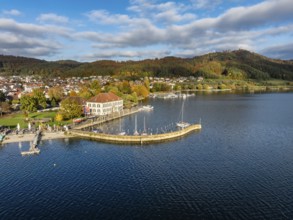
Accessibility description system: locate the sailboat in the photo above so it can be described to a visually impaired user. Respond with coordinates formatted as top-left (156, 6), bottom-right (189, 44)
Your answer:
top-left (133, 115), bottom-right (139, 136)
top-left (176, 100), bottom-right (190, 128)
top-left (118, 119), bottom-right (126, 135)
top-left (141, 117), bottom-right (148, 136)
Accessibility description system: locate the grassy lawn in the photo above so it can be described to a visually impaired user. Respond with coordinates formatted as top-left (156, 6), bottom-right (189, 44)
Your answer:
top-left (0, 111), bottom-right (71, 129)
top-left (29, 111), bottom-right (57, 119)
top-left (0, 113), bottom-right (29, 129)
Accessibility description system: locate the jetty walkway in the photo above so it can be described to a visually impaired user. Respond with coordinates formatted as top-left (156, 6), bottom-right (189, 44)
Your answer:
top-left (73, 107), bottom-right (141, 130)
top-left (21, 130), bottom-right (41, 155)
top-left (70, 124), bottom-right (201, 145)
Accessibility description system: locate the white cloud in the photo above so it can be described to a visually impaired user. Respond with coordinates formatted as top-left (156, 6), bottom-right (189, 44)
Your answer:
top-left (86, 10), bottom-right (132, 25)
top-left (1, 0), bottom-right (293, 60)
top-left (191, 0), bottom-right (222, 9)
top-left (0, 32), bottom-right (61, 57)
top-left (127, 0), bottom-right (196, 24)
top-left (2, 9), bottom-right (21, 16)
top-left (215, 0), bottom-right (293, 30)
top-left (37, 13), bottom-right (69, 24)
top-left (0, 18), bottom-right (71, 58)
top-left (261, 43), bottom-right (293, 59)
top-left (81, 49), bottom-right (171, 61)
top-left (0, 18), bottom-right (72, 38)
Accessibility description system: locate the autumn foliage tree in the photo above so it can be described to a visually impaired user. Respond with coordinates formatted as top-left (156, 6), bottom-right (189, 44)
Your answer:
top-left (48, 86), bottom-right (64, 103)
top-left (79, 80), bottom-right (101, 99)
top-left (59, 98), bottom-right (83, 120)
top-left (55, 113), bottom-right (63, 123)
top-left (131, 85), bottom-right (149, 98)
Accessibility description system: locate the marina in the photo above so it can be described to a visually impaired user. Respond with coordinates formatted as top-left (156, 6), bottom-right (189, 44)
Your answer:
top-left (70, 99), bottom-right (201, 144)
top-left (1, 98), bottom-right (202, 146)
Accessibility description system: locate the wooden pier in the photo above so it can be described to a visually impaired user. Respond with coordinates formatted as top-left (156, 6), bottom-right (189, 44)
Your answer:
top-left (21, 130), bottom-right (41, 156)
top-left (70, 124), bottom-right (201, 145)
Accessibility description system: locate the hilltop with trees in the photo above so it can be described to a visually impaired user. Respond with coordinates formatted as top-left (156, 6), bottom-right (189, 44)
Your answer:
top-left (1, 50), bottom-right (292, 81)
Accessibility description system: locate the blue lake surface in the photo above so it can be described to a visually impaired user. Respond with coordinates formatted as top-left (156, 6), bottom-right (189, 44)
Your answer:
top-left (1, 92), bottom-right (293, 219)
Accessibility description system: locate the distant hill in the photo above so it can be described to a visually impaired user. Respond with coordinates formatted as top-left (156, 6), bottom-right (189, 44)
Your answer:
top-left (1, 50), bottom-right (293, 80)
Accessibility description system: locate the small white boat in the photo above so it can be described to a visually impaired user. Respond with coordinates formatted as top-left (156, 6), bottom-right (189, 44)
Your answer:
top-left (163, 93), bottom-right (178, 99)
top-left (182, 94), bottom-right (187, 99)
top-left (118, 119), bottom-right (126, 135)
top-left (176, 121), bottom-right (190, 128)
top-left (142, 105), bottom-right (154, 111)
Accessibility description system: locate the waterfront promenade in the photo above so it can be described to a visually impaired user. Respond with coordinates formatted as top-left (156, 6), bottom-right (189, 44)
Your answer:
top-left (1, 108), bottom-right (141, 144)
top-left (2, 106), bottom-right (202, 145)
top-left (2, 131), bottom-right (73, 144)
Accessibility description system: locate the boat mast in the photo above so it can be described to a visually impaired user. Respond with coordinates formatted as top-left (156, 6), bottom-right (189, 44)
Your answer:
top-left (134, 115), bottom-right (137, 133)
top-left (181, 100), bottom-right (184, 122)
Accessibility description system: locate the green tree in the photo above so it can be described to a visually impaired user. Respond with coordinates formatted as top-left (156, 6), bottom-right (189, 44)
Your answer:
top-left (51, 98), bottom-right (57, 107)
top-left (89, 80), bottom-right (101, 95)
top-left (20, 95), bottom-right (38, 112)
top-left (32, 88), bottom-right (47, 109)
top-left (196, 84), bottom-right (203, 90)
top-left (118, 81), bottom-right (132, 94)
top-left (79, 87), bottom-right (93, 99)
top-left (60, 98), bottom-right (82, 119)
top-left (0, 91), bottom-right (5, 102)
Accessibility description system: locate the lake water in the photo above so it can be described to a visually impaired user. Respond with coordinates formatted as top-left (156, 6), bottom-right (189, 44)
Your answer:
top-left (1, 92), bottom-right (293, 219)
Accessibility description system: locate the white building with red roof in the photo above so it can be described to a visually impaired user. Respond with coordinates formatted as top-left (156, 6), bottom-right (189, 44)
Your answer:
top-left (86, 92), bottom-right (123, 115)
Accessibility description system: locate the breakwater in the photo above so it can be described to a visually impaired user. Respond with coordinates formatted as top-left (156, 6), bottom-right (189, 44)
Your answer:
top-left (70, 124), bottom-right (201, 145)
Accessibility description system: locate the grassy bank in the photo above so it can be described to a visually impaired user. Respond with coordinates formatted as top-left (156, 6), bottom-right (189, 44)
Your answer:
top-left (181, 79), bottom-right (293, 92)
top-left (0, 111), bottom-right (70, 129)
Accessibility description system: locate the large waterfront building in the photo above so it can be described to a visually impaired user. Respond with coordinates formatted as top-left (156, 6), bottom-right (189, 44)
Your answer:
top-left (86, 92), bottom-right (123, 116)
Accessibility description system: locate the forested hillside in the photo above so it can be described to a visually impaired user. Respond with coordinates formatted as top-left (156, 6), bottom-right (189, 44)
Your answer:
top-left (1, 50), bottom-right (292, 80)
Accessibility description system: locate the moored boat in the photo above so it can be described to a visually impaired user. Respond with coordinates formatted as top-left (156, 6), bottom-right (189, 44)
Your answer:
top-left (176, 100), bottom-right (190, 129)
top-left (142, 105), bottom-right (154, 111)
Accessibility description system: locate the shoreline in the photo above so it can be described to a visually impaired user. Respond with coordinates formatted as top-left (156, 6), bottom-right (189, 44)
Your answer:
top-left (2, 132), bottom-right (73, 144)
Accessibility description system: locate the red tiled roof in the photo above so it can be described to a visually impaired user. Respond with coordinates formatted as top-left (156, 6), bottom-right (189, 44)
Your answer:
top-left (87, 92), bottom-right (122, 103)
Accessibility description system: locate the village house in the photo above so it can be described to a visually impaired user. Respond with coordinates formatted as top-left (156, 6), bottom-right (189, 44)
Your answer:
top-left (86, 92), bottom-right (123, 116)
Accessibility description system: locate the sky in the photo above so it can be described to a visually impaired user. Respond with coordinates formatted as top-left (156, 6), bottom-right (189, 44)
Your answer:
top-left (0, 0), bottom-right (293, 61)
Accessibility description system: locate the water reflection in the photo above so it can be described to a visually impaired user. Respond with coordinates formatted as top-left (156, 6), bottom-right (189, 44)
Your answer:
top-left (0, 93), bottom-right (293, 220)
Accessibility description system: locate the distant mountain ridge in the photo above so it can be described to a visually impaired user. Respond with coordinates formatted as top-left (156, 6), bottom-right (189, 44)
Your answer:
top-left (1, 50), bottom-right (293, 80)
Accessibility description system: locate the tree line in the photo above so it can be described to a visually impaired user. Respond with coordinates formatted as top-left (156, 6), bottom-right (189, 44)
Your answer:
top-left (1, 50), bottom-right (292, 80)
